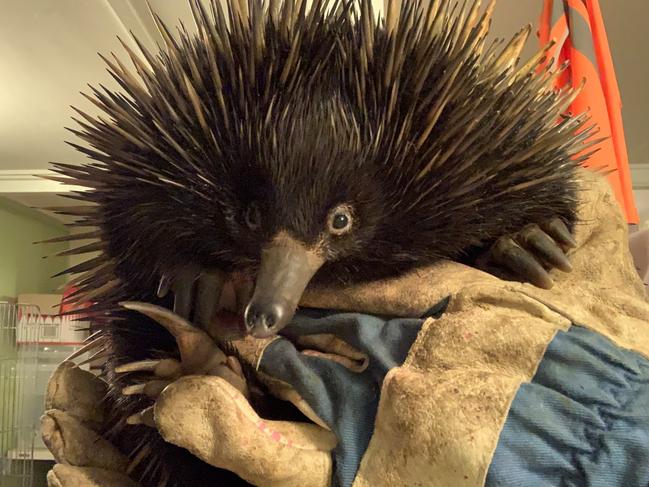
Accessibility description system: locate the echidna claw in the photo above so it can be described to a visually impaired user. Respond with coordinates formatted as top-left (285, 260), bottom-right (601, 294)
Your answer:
top-left (119, 302), bottom-right (249, 429)
top-left (121, 302), bottom-right (228, 374)
top-left (492, 236), bottom-right (554, 289)
top-left (116, 359), bottom-right (161, 374)
top-left (488, 217), bottom-right (576, 289)
top-left (541, 218), bottom-right (577, 249)
top-left (122, 383), bottom-right (147, 395)
top-left (126, 406), bottom-right (155, 427)
top-left (114, 358), bottom-right (182, 378)
top-left (517, 224), bottom-right (572, 272)
top-left (157, 267), bottom-right (228, 333)
top-left (156, 273), bottom-right (173, 298)
top-left (171, 266), bottom-right (202, 319)
top-left (194, 269), bottom-right (226, 329)
top-left (122, 380), bottom-right (171, 397)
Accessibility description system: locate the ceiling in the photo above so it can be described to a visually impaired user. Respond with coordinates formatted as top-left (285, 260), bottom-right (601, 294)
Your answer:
top-left (0, 0), bottom-right (647, 221)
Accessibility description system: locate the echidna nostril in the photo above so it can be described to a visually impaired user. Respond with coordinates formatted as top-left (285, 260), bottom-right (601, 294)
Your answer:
top-left (243, 304), bottom-right (262, 331)
top-left (263, 312), bottom-right (276, 329)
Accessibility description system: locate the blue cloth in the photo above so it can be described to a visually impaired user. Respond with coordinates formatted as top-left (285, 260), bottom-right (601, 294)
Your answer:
top-left (487, 325), bottom-right (649, 487)
top-left (260, 305), bottom-right (649, 487)
top-left (258, 308), bottom-right (426, 487)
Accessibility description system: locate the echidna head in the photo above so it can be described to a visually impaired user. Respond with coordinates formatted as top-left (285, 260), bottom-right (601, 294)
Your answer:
top-left (207, 97), bottom-right (389, 337)
top-left (60, 0), bottom-right (586, 341)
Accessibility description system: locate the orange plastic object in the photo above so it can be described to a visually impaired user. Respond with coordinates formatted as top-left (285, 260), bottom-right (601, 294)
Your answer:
top-left (539, 0), bottom-right (638, 223)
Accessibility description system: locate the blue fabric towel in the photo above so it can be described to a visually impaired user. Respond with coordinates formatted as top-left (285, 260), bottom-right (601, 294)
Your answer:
top-left (260, 304), bottom-right (649, 487)
top-left (488, 325), bottom-right (649, 487)
top-left (258, 308), bottom-right (425, 487)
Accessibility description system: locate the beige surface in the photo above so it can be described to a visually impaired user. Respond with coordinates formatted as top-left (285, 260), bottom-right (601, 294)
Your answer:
top-left (17, 293), bottom-right (62, 314)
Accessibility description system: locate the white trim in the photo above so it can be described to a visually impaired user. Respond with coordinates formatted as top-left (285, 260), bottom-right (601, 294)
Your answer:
top-left (7, 448), bottom-right (54, 462)
top-left (0, 170), bottom-right (85, 194)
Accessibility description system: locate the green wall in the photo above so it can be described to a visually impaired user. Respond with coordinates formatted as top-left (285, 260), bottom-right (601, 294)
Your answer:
top-left (0, 197), bottom-right (69, 299)
top-left (0, 198), bottom-right (69, 484)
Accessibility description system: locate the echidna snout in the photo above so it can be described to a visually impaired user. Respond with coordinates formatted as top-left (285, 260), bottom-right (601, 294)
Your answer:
top-left (244, 232), bottom-right (325, 337)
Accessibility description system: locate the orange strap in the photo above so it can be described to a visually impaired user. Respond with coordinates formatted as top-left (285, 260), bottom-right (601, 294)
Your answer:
top-left (539, 0), bottom-right (638, 223)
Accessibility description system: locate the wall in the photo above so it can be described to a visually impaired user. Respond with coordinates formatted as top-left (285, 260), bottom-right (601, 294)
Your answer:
top-left (0, 197), bottom-right (68, 300)
top-left (633, 190), bottom-right (649, 228)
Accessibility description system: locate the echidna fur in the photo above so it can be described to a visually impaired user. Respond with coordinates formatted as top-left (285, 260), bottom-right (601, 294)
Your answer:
top-left (48, 0), bottom-right (598, 485)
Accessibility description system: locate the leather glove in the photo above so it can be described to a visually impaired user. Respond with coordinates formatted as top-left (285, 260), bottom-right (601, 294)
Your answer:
top-left (41, 299), bottom-right (431, 487)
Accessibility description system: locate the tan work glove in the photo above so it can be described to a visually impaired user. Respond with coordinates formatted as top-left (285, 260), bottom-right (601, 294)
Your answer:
top-left (41, 307), bottom-right (337, 487)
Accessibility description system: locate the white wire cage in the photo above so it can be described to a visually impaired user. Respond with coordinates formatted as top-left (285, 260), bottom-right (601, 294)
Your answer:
top-left (0, 298), bottom-right (92, 487)
top-left (0, 302), bottom-right (41, 487)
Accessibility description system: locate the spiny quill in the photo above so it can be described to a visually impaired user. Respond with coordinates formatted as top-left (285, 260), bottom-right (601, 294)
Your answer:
top-left (46, 1), bottom-right (599, 485)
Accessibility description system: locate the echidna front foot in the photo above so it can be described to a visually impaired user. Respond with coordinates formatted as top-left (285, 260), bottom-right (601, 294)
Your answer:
top-left (486, 217), bottom-right (577, 289)
top-left (539, 218), bottom-right (578, 249)
top-left (157, 267), bottom-right (248, 341)
top-left (157, 267), bottom-right (226, 323)
top-left (117, 302), bottom-right (249, 428)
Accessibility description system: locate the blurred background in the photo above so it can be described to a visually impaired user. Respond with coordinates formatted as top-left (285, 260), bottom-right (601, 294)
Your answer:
top-left (0, 1), bottom-right (647, 486)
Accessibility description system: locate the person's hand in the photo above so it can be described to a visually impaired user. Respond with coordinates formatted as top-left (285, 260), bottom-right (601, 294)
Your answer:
top-left (41, 361), bottom-right (138, 487)
top-left (42, 303), bottom-right (337, 487)
top-left (42, 297), bottom-right (425, 487)
top-left (118, 302), bottom-right (423, 487)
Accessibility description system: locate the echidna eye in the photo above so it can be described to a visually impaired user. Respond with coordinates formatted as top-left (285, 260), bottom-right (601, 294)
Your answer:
top-left (327, 205), bottom-right (353, 236)
top-left (333, 214), bottom-right (349, 229)
top-left (245, 203), bottom-right (261, 230)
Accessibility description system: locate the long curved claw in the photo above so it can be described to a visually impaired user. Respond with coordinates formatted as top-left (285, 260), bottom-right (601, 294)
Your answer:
top-left (121, 383), bottom-right (147, 396)
top-left (126, 407), bottom-right (155, 427)
top-left (156, 273), bottom-right (173, 298)
top-left (171, 266), bottom-right (201, 319)
top-left (120, 302), bottom-right (227, 375)
top-left (119, 303), bottom-right (250, 427)
top-left (541, 217), bottom-right (577, 249)
top-left (115, 360), bottom-right (161, 374)
top-left (517, 225), bottom-right (572, 272)
top-left (122, 380), bottom-right (172, 397)
top-left (492, 236), bottom-right (553, 289)
top-left (115, 358), bottom-right (182, 378)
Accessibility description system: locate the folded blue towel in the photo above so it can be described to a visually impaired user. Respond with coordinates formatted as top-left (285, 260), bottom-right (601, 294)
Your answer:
top-left (488, 325), bottom-right (649, 487)
top-left (259, 303), bottom-right (649, 487)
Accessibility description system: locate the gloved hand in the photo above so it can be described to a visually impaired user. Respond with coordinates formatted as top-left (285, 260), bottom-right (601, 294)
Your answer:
top-left (41, 301), bottom-right (429, 487)
top-left (41, 361), bottom-right (138, 487)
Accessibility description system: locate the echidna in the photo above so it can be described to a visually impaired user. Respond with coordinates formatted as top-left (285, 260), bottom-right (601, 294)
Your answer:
top-left (48, 0), bottom-right (598, 485)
